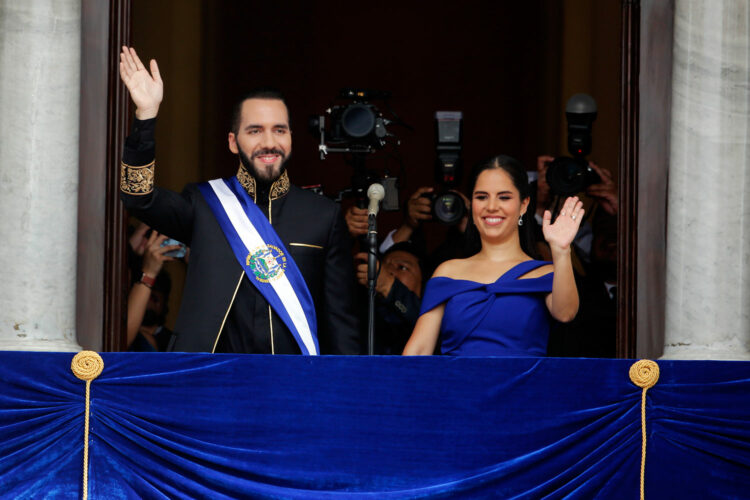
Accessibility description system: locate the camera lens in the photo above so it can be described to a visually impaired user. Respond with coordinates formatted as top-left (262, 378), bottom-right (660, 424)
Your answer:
top-left (341, 104), bottom-right (376, 138)
top-left (546, 157), bottom-right (590, 196)
top-left (432, 192), bottom-right (465, 225)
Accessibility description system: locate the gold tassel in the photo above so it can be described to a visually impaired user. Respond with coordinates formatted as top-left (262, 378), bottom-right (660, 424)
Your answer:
top-left (629, 359), bottom-right (660, 500)
top-left (71, 351), bottom-right (104, 500)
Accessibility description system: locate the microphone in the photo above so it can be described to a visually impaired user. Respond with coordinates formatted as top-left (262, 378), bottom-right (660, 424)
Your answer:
top-left (367, 183), bottom-right (385, 217)
top-left (365, 183), bottom-right (384, 355)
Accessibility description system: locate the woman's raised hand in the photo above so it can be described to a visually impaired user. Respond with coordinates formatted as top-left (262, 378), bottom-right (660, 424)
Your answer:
top-left (542, 196), bottom-right (584, 253)
top-left (119, 46), bottom-right (163, 120)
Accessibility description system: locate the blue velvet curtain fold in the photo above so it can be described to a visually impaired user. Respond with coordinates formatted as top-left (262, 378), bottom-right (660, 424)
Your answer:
top-left (0, 353), bottom-right (748, 499)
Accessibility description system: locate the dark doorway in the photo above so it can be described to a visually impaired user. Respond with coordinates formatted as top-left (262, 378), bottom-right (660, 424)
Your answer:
top-left (81, 0), bottom-right (630, 356)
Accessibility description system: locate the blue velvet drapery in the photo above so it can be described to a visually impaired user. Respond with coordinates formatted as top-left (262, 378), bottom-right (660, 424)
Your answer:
top-left (0, 353), bottom-right (748, 499)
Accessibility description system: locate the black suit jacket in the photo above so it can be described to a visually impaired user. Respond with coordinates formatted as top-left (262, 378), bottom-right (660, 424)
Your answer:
top-left (120, 121), bottom-right (361, 354)
top-left (122, 181), bottom-right (360, 354)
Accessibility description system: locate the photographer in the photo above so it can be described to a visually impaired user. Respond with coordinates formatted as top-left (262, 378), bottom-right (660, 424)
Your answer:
top-left (353, 242), bottom-right (425, 354)
top-left (533, 155), bottom-right (618, 260)
top-left (535, 154), bottom-right (618, 358)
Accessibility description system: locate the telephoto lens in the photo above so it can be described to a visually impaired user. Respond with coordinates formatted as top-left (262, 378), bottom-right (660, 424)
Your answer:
top-left (422, 191), bottom-right (466, 225)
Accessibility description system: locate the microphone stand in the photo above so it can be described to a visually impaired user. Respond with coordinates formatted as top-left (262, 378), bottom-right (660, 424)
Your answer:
top-left (367, 213), bottom-right (378, 355)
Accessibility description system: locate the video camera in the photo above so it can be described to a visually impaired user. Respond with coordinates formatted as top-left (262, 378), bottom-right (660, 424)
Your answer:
top-left (310, 89), bottom-right (401, 211)
top-left (546, 94), bottom-right (601, 196)
top-left (422, 111), bottom-right (465, 225)
top-left (310, 88), bottom-right (398, 158)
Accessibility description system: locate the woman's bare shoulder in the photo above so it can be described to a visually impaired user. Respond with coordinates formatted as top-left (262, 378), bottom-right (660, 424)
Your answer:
top-left (431, 258), bottom-right (470, 279)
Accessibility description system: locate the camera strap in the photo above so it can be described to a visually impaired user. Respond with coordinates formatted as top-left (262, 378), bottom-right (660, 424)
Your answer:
top-left (198, 177), bottom-right (319, 355)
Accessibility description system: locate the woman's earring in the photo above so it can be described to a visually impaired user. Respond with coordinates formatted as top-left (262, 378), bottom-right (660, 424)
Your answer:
top-left (518, 216), bottom-right (524, 226)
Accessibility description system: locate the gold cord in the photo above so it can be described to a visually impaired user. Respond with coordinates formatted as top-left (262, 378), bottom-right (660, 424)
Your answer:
top-left (212, 271), bottom-right (245, 353)
top-left (629, 359), bottom-right (660, 500)
top-left (71, 351), bottom-right (104, 500)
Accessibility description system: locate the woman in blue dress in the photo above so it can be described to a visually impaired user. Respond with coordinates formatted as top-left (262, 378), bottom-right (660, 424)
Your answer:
top-left (403, 155), bottom-right (583, 356)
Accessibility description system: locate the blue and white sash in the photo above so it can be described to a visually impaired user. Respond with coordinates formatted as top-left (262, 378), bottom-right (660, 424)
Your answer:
top-left (198, 177), bottom-right (319, 355)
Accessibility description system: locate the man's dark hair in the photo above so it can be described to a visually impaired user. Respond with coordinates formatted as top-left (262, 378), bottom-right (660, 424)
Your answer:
top-left (230, 88), bottom-right (290, 135)
top-left (381, 241), bottom-right (427, 286)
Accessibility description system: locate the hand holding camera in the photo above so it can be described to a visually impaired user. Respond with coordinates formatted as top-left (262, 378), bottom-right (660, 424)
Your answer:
top-left (585, 162), bottom-right (618, 215)
top-left (407, 187), bottom-right (434, 228)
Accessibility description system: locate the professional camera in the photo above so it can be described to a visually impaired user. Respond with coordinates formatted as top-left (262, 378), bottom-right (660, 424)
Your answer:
top-left (310, 89), bottom-right (402, 211)
top-left (310, 88), bottom-right (398, 157)
top-left (422, 111), bottom-right (465, 225)
top-left (546, 94), bottom-right (601, 196)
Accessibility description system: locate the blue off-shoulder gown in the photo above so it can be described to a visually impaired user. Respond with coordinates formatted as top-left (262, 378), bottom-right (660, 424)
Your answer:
top-left (419, 260), bottom-right (553, 356)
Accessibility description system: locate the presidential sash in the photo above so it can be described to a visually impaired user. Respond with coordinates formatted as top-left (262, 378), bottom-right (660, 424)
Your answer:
top-left (198, 177), bottom-right (319, 355)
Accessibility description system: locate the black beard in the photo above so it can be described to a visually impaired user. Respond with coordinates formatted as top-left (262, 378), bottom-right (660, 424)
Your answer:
top-left (238, 146), bottom-right (290, 186)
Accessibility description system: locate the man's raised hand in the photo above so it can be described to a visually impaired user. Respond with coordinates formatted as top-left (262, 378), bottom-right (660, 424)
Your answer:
top-left (119, 46), bottom-right (163, 120)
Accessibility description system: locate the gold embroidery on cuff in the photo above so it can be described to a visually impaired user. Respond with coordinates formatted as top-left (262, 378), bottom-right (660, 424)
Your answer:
top-left (120, 160), bottom-right (155, 195)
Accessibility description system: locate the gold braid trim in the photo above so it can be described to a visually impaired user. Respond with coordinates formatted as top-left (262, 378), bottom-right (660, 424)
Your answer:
top-left (120, 160), bottom-right (155, 195)
top-left (236, 164), bottom-right (256, 199)
top-left (71, 351), bottom-right (104, 500)
top-left (629, 359), bottom-right (660, 500)
top-left (269, 170), bottom-right (290, 200)
top-left (236, 164), bottom-right (290, 201)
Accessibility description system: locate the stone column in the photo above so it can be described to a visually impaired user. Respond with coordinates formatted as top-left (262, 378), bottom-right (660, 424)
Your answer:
top-left (664, 0), bottom-right (750, 359)
top-left (0, 1), bottom-right (82, 351)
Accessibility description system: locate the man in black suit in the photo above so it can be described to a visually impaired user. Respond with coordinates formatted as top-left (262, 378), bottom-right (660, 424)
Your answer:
top-left (118, 46), bottom-right (360, 354)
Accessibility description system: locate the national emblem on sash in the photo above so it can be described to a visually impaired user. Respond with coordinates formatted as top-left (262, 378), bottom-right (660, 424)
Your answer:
top-left (246, 245), bottom-right (287, 283)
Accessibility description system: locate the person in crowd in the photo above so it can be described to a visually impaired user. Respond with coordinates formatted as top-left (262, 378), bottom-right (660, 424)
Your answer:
top-left (403, 154), bottom-right (582, 356)
top-left (118, 46), bottom-right (360, 354)
top-left (354, 241), bottom-right (425, 354)
top-left (534, 154), bottom-right (619, 357)
top-left (127, 228), bottom-right (177, 351)
top-left (532, 155), bottom-right (616, 262)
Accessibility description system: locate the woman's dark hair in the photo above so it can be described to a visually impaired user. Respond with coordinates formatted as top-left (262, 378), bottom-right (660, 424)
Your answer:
top-left (463, 154), bottom-right (540, 258)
